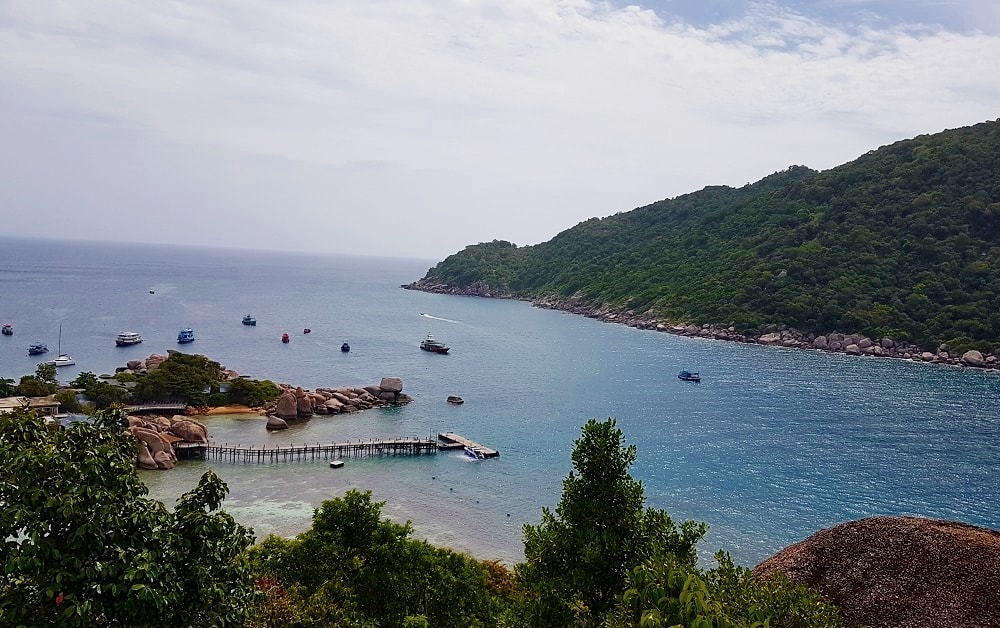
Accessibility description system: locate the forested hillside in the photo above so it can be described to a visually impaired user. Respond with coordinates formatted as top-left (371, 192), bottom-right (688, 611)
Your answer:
top-left (415, 120), bottom-right (1000, 351)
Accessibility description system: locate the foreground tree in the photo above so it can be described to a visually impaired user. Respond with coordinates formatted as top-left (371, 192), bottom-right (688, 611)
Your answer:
top-left (248, 490), bottom-right (510, 627)
top-left (0, 407), bottom-right (257, 626)
top-left (518, 418), bottom-right (707, 625)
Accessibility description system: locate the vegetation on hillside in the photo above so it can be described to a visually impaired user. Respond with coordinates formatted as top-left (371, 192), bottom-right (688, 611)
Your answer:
top-left (419, 120), bottom-right (1000, 351)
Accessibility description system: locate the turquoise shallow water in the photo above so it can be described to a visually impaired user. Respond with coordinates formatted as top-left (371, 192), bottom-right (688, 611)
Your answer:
top-left (2, 237), bottom-right (998, 565)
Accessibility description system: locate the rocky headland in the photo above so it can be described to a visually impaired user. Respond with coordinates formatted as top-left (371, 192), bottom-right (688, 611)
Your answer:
top-left (263, 376), bottom-right (412, 430)
top-left (116, 353), bottom-right (412, 467)
top-left (754, 516), bottom-right (1000, 628)
top-left (403, 280), bottom-right (999, 370)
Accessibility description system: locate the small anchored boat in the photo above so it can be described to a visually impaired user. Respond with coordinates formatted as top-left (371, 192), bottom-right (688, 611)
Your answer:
top-left (420, 334), bottom-right (450, 354)
top-left (177, 328), bottom-right (195, 344)
top-left (28, 342), bottom-right (48, 355)
top-left (115, 331), bottom-right (143, 347)
top-left (341, 341), bottom-right (350, 352)
top-left (46, 323), bottom-right (74, 366)
top-left (303, 328), bottom-right (311, 334)
top-left (281, 333), bottom-right (290, 343)
top-left (1, 323), bottom-right (12, 336)
top-left (242, 314), bottom-right (257, 326)
top-left (678, 370), bottom-right (701, 382)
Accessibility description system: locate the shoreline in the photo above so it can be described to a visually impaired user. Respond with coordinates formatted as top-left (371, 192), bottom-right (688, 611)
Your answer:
top-left (197, 404), bottom-right (261, 416)
top-left (402, 280), bottom-right (1000, 371)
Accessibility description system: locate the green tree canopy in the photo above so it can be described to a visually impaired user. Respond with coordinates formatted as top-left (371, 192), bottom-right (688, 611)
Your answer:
top-left (247, 490), bottom-right (509, 627)
top-left (518, 418), bottom-right (707, 624)
top-left (131, 353), bottom-right (223, 405)
top-left (0, 407), bottom-right (257, 626)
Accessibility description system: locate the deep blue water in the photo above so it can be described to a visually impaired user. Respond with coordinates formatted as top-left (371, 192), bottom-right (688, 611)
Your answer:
top-left (2, 236), bottom-right (998, 566)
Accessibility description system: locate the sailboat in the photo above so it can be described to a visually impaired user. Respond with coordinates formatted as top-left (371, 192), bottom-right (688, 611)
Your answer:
top-left (48, 323), bottom-right (75, 367)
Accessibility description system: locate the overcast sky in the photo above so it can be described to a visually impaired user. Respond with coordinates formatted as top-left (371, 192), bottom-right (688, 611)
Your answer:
top-left (1, 1), bottom-right (998, 260)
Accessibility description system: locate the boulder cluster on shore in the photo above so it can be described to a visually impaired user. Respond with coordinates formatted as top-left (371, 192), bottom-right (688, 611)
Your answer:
top-left (404, 280), bottom-right (1000, 370)
top-left (264, 377), bottom-right (412, 430)
top-left (128, 415), bottom-right (209, 470)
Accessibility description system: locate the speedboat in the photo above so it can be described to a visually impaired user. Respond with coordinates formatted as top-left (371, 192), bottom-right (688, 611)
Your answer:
top-left (242, 314), bottom-right (257, 326)
top-left (341, 341), bottom-right (350, 352)
top-left (464, 445), bottom-right (485, 460)
top-left (678, 370), bottom-right (701, 382)
top-left (115, 331), bottom-right (143, 347)
top-left (177, 328), bottom-right (195, 344)
top-left (281, 333), bottom-right (290, 343)
top-left (420, 334), bottom-right (450, 354)
top-left (28, 342), bottom-right (48, 355)
top-left (1, 323), bottom-right (12, 336)
top-left (47, 354), bottom-right (75, 367)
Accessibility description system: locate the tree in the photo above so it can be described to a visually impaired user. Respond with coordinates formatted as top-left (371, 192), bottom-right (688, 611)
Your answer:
top-left (0, 377), bottom-right (16, 396)
top-left (247, 490), bottom-right (507, 627)
top-left (131, 353), bottom-right (222, 404)
top-left (69, 371), bottom-right (130, 409)
top-left (518, 418), bottom-right (706, 624)
top-left (15, 374), bottom-right (56, 397)
top-left (226, 378), bottom-right (281, 408)
top-left (35, 362), bottom-right (58, 385)
top-left (0, 407), bottom-right (257, 626)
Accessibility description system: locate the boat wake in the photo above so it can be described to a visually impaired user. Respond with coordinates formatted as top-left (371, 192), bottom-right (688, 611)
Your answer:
top-left (419, 313), bottom-right (460, 324)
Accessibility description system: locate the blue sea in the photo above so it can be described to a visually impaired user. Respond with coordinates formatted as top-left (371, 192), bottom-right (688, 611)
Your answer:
top-left (2, 236), bottom-right (998, 566)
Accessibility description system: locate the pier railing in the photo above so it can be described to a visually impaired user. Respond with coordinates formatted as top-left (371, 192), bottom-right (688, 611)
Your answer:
top-left (205, 437), bottom-right (438, 464)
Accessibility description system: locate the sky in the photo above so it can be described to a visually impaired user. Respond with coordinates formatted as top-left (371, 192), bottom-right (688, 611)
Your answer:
top-left (1, 1), bottom-right (998, 260)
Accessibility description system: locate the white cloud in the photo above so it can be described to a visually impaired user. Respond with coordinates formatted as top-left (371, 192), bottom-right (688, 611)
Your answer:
top-left (1, 0), bottom-right (998, 258)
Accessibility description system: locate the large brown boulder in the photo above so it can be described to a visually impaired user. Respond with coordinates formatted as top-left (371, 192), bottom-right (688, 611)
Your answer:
top-left (274, 391), bottom-right (298, 419)
top-left (380, 377), bottom-right (403, 393)
top-left (962, 350), bottom-right (985, 367)
top-left (136, 441), bottom-right (158, 470)
top-left (296, 394), bottom-right (314, 417)
top-left (266, 415), bottom-right (288, 430)
top-left (753, 516), bottom-right (1000, 628)
top-left (167, 419), bottom-right (208, 445)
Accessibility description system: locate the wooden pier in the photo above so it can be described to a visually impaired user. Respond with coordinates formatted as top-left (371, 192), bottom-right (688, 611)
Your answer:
top-left (205, 437), bottom-right (438, 464)
top-left (438, 432), bottom-right (500, 458)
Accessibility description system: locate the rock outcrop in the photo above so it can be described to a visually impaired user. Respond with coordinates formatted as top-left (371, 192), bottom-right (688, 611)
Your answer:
top-left (264, 378), bottom-right (412, 423)
top-left (753, 516), bottom-right (1000, 628)
top-left (126, 414), bottom-right (210, 471)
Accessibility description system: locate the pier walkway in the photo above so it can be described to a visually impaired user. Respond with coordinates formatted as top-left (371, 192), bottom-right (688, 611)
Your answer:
top-left (126, 402), bottom-right (188, 413)
top-left (192, 433), bottom-right (499, 464)
top-left (205, 437), bottom-right (438, 464)
top-left (438, 432), bottom-right (500, 458)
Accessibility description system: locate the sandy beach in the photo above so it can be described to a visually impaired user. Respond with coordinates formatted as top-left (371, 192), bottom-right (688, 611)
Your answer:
top-left (198, 405), bottom-right (262, 416)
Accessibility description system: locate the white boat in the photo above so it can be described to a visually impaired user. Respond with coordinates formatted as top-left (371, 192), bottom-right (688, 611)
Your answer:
top-left (115, 331), bottom-right (143, 347)
top-left (464, 445), bottom-right (485, 460)
top-left (49, 354), bottom-right (75, 367)
top-left (46, 323), bottom-right (74, 366)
